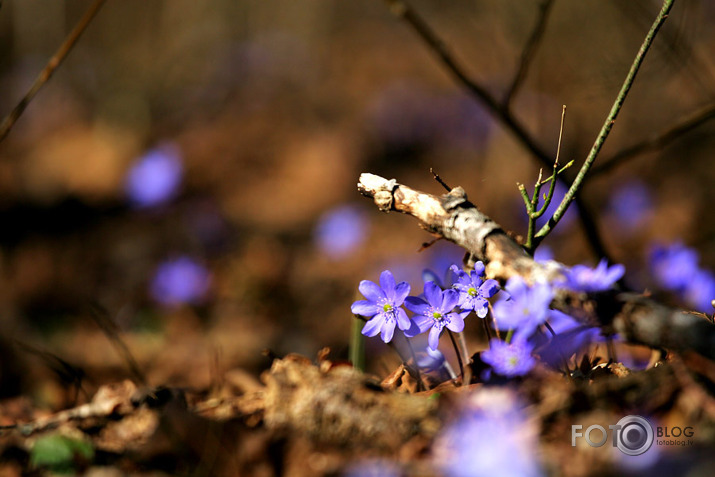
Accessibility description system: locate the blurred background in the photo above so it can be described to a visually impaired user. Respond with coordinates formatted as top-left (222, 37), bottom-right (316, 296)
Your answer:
top-left (0, 0), bottom-right (714, 407)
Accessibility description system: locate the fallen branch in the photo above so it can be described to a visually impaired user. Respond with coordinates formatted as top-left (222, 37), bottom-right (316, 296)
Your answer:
top-left (357, 173), bottom-right (715, 360)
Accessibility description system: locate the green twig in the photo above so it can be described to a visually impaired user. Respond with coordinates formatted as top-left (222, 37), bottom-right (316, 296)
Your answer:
top-left (535, 0), bottom-right (675, 241)
top-left (521, 106), bottom-right (567, 251)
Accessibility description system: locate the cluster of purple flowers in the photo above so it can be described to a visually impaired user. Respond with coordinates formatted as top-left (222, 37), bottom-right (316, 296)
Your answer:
top-left (649, 242), bottom-right (715, 313)
top-left (351, 256), bottom-right (626, 379)
top-left (351, 264), bottom-right (499, 352)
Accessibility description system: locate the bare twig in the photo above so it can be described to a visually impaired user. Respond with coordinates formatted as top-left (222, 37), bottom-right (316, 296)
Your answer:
top-left (430, 168), bottom-right (452, 192)
top-left (89, 304), bottom-right (147, 386)
top-left (0, 0), bottom-right (108, 144)
top-left (381, 0), bottom-right (611, 262)
top-left (358, 172), bottom-right (715, 360)
top-left (535, 0), bottom-right (675, 240)
top-left (589, 100), bottom-right (715, 178)
top-left (503, 0), bottom-right (556, 108)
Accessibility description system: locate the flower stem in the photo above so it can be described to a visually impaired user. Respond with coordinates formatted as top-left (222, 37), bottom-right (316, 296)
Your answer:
top-left (349, 317), bottom-right (365, 371)
top-left (447, 330), bottom-right (465, 380)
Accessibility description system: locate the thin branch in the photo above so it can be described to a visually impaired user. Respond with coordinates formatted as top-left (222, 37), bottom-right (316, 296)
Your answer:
top-left (381, 0), bottom-right (611, 263)
top-left (589, 100), bottom-right (715, 179)
top-left (430, 167), bottom-right (452, 192)
top-left (535, 0), bottom-right (675, 240)
top-left (0, 0), bottom-right (108, 144)
top-left (503, 0), bottom-right (556, 108)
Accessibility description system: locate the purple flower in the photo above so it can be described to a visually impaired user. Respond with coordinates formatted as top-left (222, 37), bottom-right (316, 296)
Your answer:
top-left (563, 259), bottom-right (625, 292)
top-left (405, 282), bottom-right (464, 350)
top-left (684, 269), bottom-right (715, 313)
top-left (150, 256), bottom-right (211, 306)
top-left (125, 144), bottom-right (183, 208)
top-left (608, 179), bottom-right (652, 230)
top-left (351, 270), bottom-right (413, 343)
top-left (450, 263), bottom-right (500, 317)
top-left (314, 204), bottom-right (368, 259)
top-left (482, 338), bottom-right (536, 377)
top-left (649, 242), bottom-right (700, 292)
top-left (533, 245), bottom-right (554, 263)
top-left (433, 388), bottom-right (543, 477)
top-left (492, 277), bottom-right (553, 339)
top-left (530, 310), bottom-right (603, 369)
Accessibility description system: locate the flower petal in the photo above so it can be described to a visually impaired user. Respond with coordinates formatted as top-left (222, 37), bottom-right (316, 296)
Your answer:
top-left (446, 313), bottom-right (465, 332)
top-left (473, 261), bottom-right (486, 277)
top-left (403, 318), bottom-right (422, 338)
top-left (351, 300), bottom-right (380, 316)
top-left (424, 281), bottom-right (444, 309)
top-left (428, 324), bottom-right (442, 350)
top-left (412, 314), bottom-right (434, 333)
top-left (395, 307), bottom-right (411, 330)
top-left (476, 300), bottom-right (489, 318)
top-left (379, 270), bottom-right (397, 301)
top-left (381, 319), bottom-right (397, 343)
top-left (441, 288), bottom-right (460, 312)
top-left (393, 281), bottom-right (411, 305)
top-left (480, 279), bottom-right (500, 298)
top-left (405, 296), bottom-right (429, 315)
top-left (361, 315), bottom-right (385, 337)
top-left (358, 280), bottom-right (385, 302)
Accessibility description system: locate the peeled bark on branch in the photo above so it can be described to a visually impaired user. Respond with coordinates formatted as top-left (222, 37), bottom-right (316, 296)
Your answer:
top-left (357, 173), bottom-right (715, 360)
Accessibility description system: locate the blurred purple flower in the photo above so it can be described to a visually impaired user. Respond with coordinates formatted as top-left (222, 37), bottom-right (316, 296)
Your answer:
top-left (649, 242), bottom-right (700, 292)
top-left (563, 259), bottom-right (625, 292)
top-left (533, 245), bottom-right (554, 263)
top-left (450, 263), bottom-right (499, 317)
top-left (482, 338), bottom-right (536, 377)
top-left (492, 277), bottom-right (553, 339)
top-left (343, 458), bottom-right (401, 477)
top-left (351, 270), bottom-right (415, 343)
top-left (433, 388), bottom-right (543, 477)
top-left (531, 310), bottom-right (603, 369)
top-left (684, 269), bottom-right (715, 313)
top-left (405, 282), bottom-right (465, 350)
top-left (608, 179), bottom-right (653, 229)
top-left (314, 204), bottom-right (369, 259)
top-left (150, 256), bottom-right (211, 307)
top-left (125, 144), bottom-right (183, 208)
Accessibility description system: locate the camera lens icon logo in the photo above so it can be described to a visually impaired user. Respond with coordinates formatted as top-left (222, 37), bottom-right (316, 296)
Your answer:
top-left (615, 415), bottom-right (654, 456)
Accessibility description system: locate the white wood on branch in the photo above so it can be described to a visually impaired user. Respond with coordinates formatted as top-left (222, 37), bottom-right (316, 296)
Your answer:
top-left (357, 173), bottom-right (715, 360)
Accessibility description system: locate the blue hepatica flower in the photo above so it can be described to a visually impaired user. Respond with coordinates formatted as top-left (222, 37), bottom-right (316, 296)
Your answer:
top-left (150, 256), bottom-right (211, 307)
top-left (649, 242), bottom-right (700, 292)
top-left (125, 143), bottom-right (183, 208)
top-left (433, 388), bottom-right (544, 477)
top-left (314, 204), bottom-right (368, 259)
top-left (351, 270), bottom-right (414, 343)
top-left (481, 338), bottom-right (536, 377)
top-left (492, 277), bottom-right (553, 339)
top-left (405, 282), bottom-right (464, 350)
top-left (450, 262), bottom-right (499, 317)
top-left (608, 179), bottom-right (653, 229)
top-left (530, 310), bottom-right (603, 369)
top-left (684, 269), bottom-right (715, 313)
top-left (563, 259), bottom-right (625, 292)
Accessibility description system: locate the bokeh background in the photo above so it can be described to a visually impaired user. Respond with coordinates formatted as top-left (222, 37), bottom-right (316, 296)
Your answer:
top-left (0, 0), bottom-right (714, 408)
